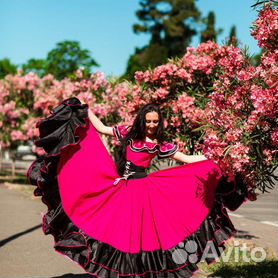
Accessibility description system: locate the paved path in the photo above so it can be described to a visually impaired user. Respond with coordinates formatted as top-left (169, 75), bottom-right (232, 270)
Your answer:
top-left (227, 182), bottom-right (277, 254)
top-left (231, 168), bottom-right (278, 225)
top-left (229, 192), bottom-right (277, 248)
top-left (227, 170), bottom-right (278, 255)
top-left (0, 182), bottom-right (277, 278)
top-left (0, 184), bottom-right (88, 278)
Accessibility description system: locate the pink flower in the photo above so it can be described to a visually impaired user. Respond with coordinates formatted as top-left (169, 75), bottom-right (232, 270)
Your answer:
top-left (244, 110), bottom-right (260, 132)
top-left (89, 71), bottom-right (107, 91)
top-left (203, 130), bottom-right (228, 159)
top-left (32, 145), bottom-right (46, 156)
top-left (250, 85), bottom-right (277, 118)
top-left (152, 64), bottom-right (178, 81)
top-left (11, 130), bottom-right (27, 141)
top-left (153, 88), bottom-right (169, 100)
top-left (134, 71), bottom-right (144, 84)
top-left (175, 69), bottom-right (192, 83)
top-left (182, 52), bottom-right (216, 74)
top-left (251, 4), bottom-right (278, 50)
top-left (271, 128), bottom-right (278, 147)
top-left (263, 149), bottom-right (273, 166)
top-left (226, 128), bottom-right (243, 143)
top-left (229, 143), bottom-right (250, 171)
top-left (0, 141), bottom-right (10, 148)
top-left (237, 67), bottom-right (255, 82)
top-left (256, 50), bottom-right (278, 87)
top-left (23, 117), bottom-right (40, 139)
top-left (174, 137), bottom-right (187, 153)
top-left (171, 116), bottom-right (182, 127)
top-left (75, 67), bottom-right (84, 79)
top-left (196, 41), bottom-right (219, 55)
top-left (218, 46), bottom-right (244, 75)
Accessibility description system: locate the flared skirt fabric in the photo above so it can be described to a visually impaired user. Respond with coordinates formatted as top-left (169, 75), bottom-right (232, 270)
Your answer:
top-left (27, 97), bottom-right (248, 278)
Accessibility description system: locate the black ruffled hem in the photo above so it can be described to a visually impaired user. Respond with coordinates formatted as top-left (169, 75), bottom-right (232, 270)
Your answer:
top-left (27, 97), bottom-right (248, 278)
top-left (50, 203), bottom-right (236, 278)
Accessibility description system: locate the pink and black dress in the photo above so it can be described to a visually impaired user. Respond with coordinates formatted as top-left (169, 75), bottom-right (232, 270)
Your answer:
top-left (27, 97), bottom-right (248, 278)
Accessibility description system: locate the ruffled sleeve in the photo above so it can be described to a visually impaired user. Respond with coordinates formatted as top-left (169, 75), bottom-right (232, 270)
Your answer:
top-left (157, 142), bottom-right (179, 159)
top-left (112, 125), bottom-right (131, 140)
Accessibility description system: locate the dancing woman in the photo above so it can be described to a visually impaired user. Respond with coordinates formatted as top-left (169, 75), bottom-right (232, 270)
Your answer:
top-left (27, 97), bottom-right (248, 278)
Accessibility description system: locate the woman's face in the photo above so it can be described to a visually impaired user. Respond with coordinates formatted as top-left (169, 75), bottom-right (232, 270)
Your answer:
top-left (145, 111), bottom-right (159, 137)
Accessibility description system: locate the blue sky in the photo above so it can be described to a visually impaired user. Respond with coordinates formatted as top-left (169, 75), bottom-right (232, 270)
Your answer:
top-left (0, 0), bottom-right (260, 77)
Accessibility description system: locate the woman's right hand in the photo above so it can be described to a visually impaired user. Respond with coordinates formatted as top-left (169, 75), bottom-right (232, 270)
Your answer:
top-left (80, 98), bottom-right (86, 104)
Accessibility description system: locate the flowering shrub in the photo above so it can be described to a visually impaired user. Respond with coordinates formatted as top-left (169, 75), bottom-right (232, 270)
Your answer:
top-left (0, 2), bottom-right (277, 194)
top-left (251, 2), bottom-right (278, 51)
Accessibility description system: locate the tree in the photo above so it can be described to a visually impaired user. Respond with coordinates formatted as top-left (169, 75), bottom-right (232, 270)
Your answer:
top-left (45, 41), bottom-right (99, 80)
top-left (22, 58), bottom-right (46, 78)
top-left (228, 25), bottom-right (238, 46)
top-left (124, 44), bottom-right (169, 80)
top-left (124, 0), bottom-right (200, 79)
top-left (21, 41), bottom-right (99, 80)
top-left (46, 41), bottom-right (98, 80)
top-left (200, 11), bottom-right (222, 43)
top-left (0, 58), bottom-right (17, 78)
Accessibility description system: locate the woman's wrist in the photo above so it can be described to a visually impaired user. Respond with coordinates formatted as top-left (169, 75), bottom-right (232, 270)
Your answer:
top-left (191, 154), bottom-right (207, 163)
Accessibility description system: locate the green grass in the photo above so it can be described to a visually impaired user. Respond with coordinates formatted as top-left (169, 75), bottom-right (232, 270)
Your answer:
top-left (0, 172), bottom-right (28, 184)
top-left (198, 240), bottom-right (278, 277)
top-left (207, 259), bottom-right (278, 278)
top-left (0, 172), bottom-right (35, 198)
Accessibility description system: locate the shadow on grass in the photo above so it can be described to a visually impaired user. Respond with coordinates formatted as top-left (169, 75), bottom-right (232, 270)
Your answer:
top-left (208, 259), bottom-right (278, 277)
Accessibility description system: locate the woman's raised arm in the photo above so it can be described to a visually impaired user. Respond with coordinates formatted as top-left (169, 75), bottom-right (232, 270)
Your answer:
top-left (80, 100), bottom-right (114, 136)
top-left (171, 151), bottom-right (208, 164)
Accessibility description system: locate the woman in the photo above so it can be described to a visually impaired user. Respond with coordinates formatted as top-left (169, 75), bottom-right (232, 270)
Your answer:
top-left (27, 97), bottom-right (248, 278)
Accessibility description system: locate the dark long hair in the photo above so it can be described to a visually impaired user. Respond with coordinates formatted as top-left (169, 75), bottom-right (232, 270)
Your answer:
top-left (115, 103), bottom-right (166, 176)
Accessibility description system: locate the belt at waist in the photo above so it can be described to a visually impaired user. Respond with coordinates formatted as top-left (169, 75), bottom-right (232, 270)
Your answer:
top-left (113, 161), bottom-right (148, 185)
